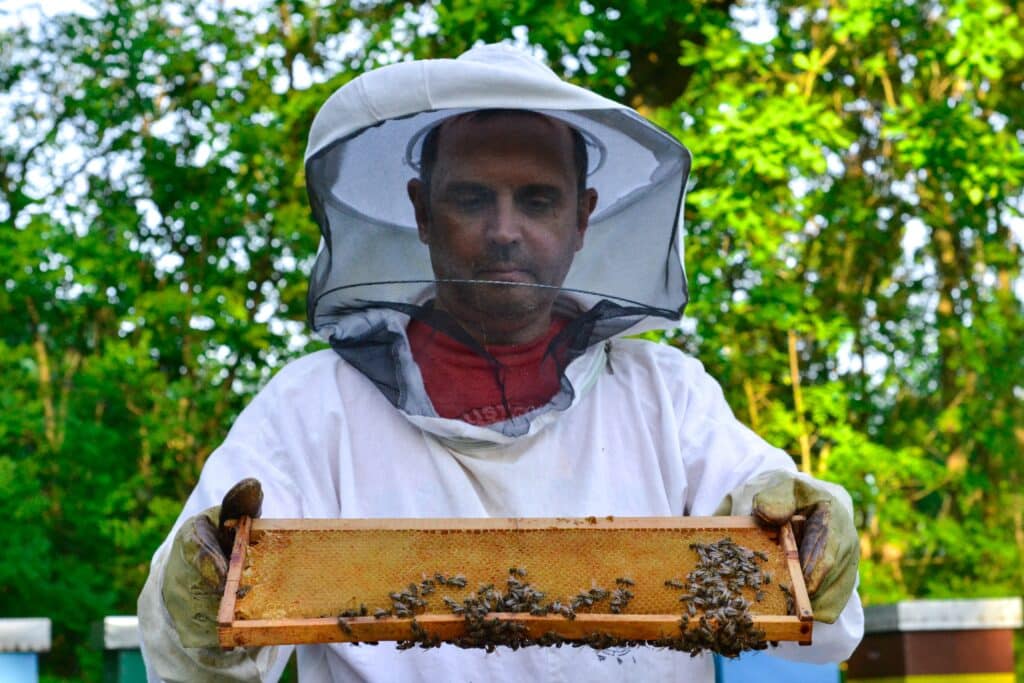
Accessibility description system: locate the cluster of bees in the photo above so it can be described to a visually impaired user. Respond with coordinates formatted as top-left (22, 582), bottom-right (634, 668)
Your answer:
top-left (337, 539), bottom-right (785, 657)
top-left (399, 567), bottom-right (576, 651)
top-left (568, 577), bottom-right (636, 615)
top-left (658, 538), bottom-right (773, 658)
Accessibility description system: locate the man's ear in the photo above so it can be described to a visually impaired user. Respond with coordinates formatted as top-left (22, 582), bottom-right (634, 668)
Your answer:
top-left (575, 188), bottom-right (598, 251)
top-left (408, 178), bottom-right (431, 244)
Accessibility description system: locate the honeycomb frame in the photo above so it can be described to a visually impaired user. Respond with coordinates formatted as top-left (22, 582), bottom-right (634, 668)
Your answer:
top-left (218, 515), bottom-right (813, 648)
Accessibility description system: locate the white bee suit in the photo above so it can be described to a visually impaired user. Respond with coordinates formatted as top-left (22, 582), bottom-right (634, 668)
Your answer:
top-left (137, 333), bottom-right (864, 682)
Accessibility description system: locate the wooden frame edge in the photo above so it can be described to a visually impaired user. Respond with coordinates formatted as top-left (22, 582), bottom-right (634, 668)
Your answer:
top-left (218, 515), bottom-right (251, 637)
top-left (779, 523), bottom-right (813, 622)
top-left (220, 612), bottom-right (808, 648)
top-left (779, 522), bottom-right (814, 645)
top-left (250, 515), bottom-right (764, 532)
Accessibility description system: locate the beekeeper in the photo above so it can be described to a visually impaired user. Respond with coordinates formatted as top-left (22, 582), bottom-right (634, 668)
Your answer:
top-left (138, 44), bottom-right (863, 681)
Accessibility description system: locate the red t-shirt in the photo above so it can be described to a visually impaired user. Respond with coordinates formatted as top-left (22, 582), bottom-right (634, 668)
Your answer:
top-left (407, 318), bottom-right (568, 426)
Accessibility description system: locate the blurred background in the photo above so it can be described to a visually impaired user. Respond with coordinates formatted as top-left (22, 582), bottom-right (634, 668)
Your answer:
top-left (1, 0), bottom-right (1022, 679)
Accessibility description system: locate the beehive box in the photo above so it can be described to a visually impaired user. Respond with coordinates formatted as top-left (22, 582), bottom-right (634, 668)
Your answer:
top-left (218, 516), bottom-right (812, 649)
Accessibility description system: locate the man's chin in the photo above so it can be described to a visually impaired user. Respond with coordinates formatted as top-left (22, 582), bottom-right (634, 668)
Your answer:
top-left (438, 285), bottom-right (556, 325)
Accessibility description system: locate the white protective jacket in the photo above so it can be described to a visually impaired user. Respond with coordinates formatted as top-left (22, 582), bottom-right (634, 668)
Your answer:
top-left (138, 330), bottom-right (864, 682)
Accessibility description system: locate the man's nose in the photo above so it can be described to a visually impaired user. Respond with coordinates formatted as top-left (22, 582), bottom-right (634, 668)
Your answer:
top-left (486, 195), bottom-right (523, 246)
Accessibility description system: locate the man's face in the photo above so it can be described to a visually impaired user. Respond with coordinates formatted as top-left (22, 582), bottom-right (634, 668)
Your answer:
top-left (408, 112), bottom-right (598, 344)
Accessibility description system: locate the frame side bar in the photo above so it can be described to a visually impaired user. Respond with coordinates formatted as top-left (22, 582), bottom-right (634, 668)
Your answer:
top-left (779, 522), bottom-right (814, 645)
top-left (218, 515), bottom-right (252, 632)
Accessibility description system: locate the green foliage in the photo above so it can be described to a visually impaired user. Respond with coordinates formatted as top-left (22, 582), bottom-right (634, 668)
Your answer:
top-left (669, 0), bottom-right (1024, 611)
top-left (1, 0), bottom-right (1021, 678)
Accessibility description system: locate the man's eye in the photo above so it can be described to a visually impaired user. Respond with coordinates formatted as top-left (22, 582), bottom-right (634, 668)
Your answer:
top-left (522, 196), bottom-right (555, 213)
top-left (451, 194), bottom-right (488, 211)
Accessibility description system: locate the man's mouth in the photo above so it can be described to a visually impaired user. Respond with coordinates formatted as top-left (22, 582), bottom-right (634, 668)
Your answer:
top-left (476, 266), bottom-right (534, 283)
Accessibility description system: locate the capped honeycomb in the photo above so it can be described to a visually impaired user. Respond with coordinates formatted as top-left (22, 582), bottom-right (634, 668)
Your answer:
top-left (233, 517), bottom-right (793, 621)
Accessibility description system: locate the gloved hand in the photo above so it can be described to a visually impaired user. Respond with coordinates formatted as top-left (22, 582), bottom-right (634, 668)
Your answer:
top-left (715, 470), bottom-right (858, 623)
top-left (162, 478), bottom-right (263, 648)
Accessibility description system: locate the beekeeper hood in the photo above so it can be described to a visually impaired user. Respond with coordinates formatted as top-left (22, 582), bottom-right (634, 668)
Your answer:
top-left (304, 43), bottom-right (692, 438)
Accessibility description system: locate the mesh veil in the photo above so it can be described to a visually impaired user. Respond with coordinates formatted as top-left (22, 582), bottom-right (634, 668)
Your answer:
top-left (303, 46), bottom-right (692, 437)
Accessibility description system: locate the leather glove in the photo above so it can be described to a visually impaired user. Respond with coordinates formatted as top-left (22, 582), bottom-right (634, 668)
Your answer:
top-left (715, 470), bottom-right (858, 623)
top-left (162, 478), bottom-right (263, 648)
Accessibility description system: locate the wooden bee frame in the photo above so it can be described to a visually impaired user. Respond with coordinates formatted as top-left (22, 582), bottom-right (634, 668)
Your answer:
top-left (218, 516), bottom-right (813, 649)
